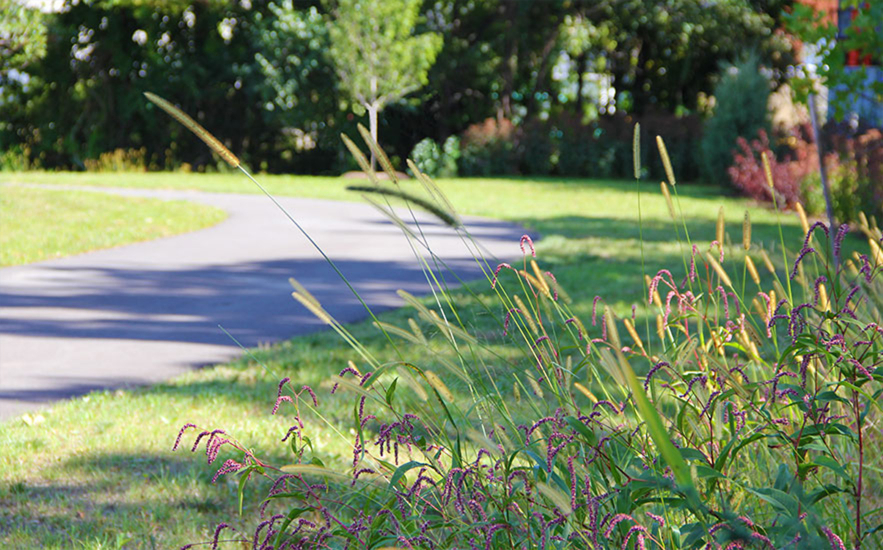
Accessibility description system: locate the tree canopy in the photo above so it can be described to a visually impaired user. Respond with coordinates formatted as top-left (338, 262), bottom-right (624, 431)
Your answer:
top-left (327, 0), bottom-right (443, 167)
top-left (0, 0), bottom-right (797, 173)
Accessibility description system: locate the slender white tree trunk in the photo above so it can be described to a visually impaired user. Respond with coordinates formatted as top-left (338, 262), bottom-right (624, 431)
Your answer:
top-left (368, 104), bottom-right (378, 172)
top-left (368, 76), bottom-right (379, 172)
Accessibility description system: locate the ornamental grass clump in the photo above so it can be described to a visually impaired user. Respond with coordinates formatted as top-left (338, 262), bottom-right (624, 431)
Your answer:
top-left (147, 93), bottom-right (882, 549)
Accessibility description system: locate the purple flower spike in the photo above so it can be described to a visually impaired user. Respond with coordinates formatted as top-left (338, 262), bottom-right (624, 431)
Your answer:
top-left (644, 361), bottom-right (669, 391)
top-left (211, 523), bottom-right (233, 550)
top-left (833, 223), bottom-right (849, 260)
top-left (803, 221), bottom-right (829, 249)
top-left (544, 271), bottom-right (558, 300)
top-left (821, 526), bottom-right (847, 550)
top-left (520, 234), bottom-right (536, 257)
top-left (301, 385), bottom-right (319, 407)
top-left (491, 263), bottom-right (516, 289)
top-left (592, 296), bottom-right (603, 325)
top-left (272, 395), bottom-right (294, 415)
top-left (173, 423), bottom-right (196, 451)
top-left (603, 513), bottom-right (634, 537)
top-left (211, 459), bottom-right (244, 483)
top-left (790, 247), bottom-right (815, 280)
top-left (645, 512), bottom-right (664, 526)
top-left (503, 308), bottom-right (522, 336)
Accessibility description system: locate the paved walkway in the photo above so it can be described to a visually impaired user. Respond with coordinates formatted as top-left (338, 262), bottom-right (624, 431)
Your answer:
top-left (0, 186), bottom-right (525, 420)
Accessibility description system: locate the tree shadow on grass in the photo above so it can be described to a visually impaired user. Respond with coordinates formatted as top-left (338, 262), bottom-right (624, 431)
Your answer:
top-left (0, 450), bottom-right (287, 549)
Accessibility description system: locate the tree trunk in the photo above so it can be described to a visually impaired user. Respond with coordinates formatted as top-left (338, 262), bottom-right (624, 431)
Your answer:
top-left (368, 104), bottom-right (378, 172)
top-left (369, 76), bottom-right (379, 172)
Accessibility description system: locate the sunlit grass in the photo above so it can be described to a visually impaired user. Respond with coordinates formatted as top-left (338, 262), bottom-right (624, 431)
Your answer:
top-left (0, 184), bottom-right (226, 267)
top-left (2, 172), bottom-right (875, 548)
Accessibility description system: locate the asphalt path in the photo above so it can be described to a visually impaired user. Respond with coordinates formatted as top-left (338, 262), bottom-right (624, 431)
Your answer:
top-left (0, 185), bottom-right (526, 421)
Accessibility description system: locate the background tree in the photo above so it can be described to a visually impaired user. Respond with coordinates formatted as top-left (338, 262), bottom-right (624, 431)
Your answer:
top-left (699, 54), bottom-right (772, 184)
top-left (326, 0), bottom-right (442, 169)
top-left (252, 0), bottom-right (343, 173)
top-left (0, 0), bottom-right (46, 78)
top-left (785, 0), bottom-right (883, 124)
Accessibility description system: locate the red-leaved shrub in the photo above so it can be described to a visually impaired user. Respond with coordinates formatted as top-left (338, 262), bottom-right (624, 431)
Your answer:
top-left (727, 129), bottom-right (814, 208)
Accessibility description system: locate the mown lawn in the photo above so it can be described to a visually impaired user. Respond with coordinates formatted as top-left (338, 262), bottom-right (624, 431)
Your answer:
top-left (0, 184), bottom-right (226, 266)
top-left (2, 171), bottom-right (875, 548)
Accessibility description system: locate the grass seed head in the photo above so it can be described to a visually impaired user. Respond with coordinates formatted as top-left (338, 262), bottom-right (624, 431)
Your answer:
top-left (656, 135), bottom-right (676, 186)
top-left (795, 202), bottom-right (810, 234)
top-left (633, 122), bottom-right (641, 180)
top-left (743, 210), bottom-right (752, 250)
top-left (144, 92), bottom-right (240, 168)
top-left (761, 151), bottom-right (774, 190)
top-left (745, 255), bottom-right (761, 285)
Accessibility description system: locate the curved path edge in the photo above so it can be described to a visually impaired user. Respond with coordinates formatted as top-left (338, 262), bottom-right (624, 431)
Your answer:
top-left (0, 184), bottom-right (530, 421)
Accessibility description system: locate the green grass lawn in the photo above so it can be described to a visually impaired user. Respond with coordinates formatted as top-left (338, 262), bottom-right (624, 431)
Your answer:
top-left (1, 171), bottom-right (875, 548)
top-left (0, 184), bottom-right (227, 266)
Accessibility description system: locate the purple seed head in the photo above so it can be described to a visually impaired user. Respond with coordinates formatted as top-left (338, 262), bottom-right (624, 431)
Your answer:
top-left (491, 263), bottom-right (515, 289)
top-left (833, 223), bottom-right (849, 261)
top-left (173, 423), bottom-right (196, 451)
top-left (520, 234), bottom-right (536, 257)
top-left (211, 523), bottom-right (232, 550)
top-left (790, 247), bottom-right (815, 280)
top-left (803, 221), bottom-right (829, 249)
top-left (301, 385), bottom-right (319, 407)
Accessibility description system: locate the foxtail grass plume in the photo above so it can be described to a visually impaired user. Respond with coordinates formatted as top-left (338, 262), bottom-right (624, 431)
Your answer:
top-left (357, 124), bottom-right (398, 184)
top-left (869, 238), bottom-right (883, 265)
top-left (743, 210), bottom-right (752, 250)
top-left (530, 260), bottom-right (551, 297)
top-left (289, 277), bottom-right (321, 309)
top-left (525, 370), bottom-right (544, 398)
top-left (656, 135), bottom-right (676, 186)
top-left (341, 133), bottom-right (376, 182)
top-left (660, 181), bottom-right (676, 219)
top-left (573, 382), bottom-right (597, 403)
top-left (759, 249), bottom-right (776, 274)
top-left (623, 318), bottom-right (645, 354)
top-left (761, 151), bottom-right (774, 190)
top-left (423, 371), bottom-right (454, 402)
top-left (705, 252), bottom-right (732, 287)
top-left (345, 185), bottom-right (458, 227)
top-left (604, 307), bottom-right (621, 349)
top-left (143, 92), bottom-right (240, 168)
top-left (292, 291), bottom-right (334, 325)
top-left (513, 295), bottom-right (538, 335)
top-left (795, 202), bottom-right (810, 234)
top-left (745, 255), bottom-right (761, 285)
top-left (633, 123), bottom-right (641, 180)
top-left (818, 281), bottom-right (829, 310)
top-left (536, 482), bottom-right (573, 516)
top-left (716, 207), bottom-right (725, 245)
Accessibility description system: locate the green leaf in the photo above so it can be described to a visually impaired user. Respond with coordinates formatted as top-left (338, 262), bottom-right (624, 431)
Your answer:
top-left (744, 486), bottom-right (797, 514)
top-left (694, 465), bottom-right (726, 480)
top-left (388, 461), bottom-right (429, 491)
top-left (564, 416), bottom-right (597, 446)
top-left (613, 336), bottom-right (700, 510)
top-left (385, 378), bottom-right (398, 407)
top-left (808, 484), bottom-right (849, 504)
top-left (813, 455), bottom-right (852, 483)
top-left (237, 466), bottom-right (254, 515)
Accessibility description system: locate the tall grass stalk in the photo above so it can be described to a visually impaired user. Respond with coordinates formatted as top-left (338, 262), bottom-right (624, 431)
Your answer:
top-left (149, 93), bottom-right (881, 550)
